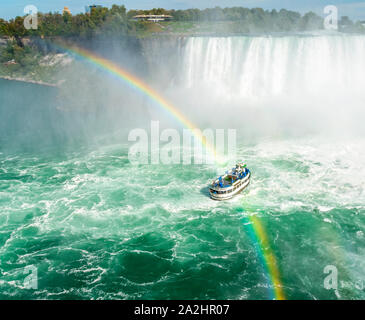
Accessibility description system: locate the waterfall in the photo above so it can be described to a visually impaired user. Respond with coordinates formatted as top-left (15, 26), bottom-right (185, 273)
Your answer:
top-left (177, 35), bottom-right (365, 100)
top-left (146, 34), bottom-right (365, 137)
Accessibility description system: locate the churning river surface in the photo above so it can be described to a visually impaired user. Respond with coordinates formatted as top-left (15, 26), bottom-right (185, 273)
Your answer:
top-left (0, 34), bottom-right (365, 299)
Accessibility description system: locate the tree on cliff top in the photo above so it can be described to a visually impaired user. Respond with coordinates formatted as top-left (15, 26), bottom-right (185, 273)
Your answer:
top-left (0, 17), bottom-right (28, 46)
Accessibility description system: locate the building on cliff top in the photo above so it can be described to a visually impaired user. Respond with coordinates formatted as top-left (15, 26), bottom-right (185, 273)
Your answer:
top-left (85, 5), bottom-right (102, 14)
top-left (132, 14), bottom-right (173, 22)
top-left (63, 7), bottom-right (71, 15)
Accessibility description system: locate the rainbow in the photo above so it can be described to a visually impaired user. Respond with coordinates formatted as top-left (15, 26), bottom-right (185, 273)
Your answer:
top-left (55, 42), bottom-right (284, 299)
top-left (243, 214), bottom-right (285, 300)
top-left (57, 43), bottom-right (224, 165)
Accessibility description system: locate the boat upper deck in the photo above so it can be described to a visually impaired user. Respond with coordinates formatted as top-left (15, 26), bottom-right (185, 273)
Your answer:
top-left (211, 166), bottom-right (250, 190)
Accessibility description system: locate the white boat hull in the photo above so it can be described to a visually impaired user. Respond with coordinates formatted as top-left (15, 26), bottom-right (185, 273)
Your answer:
top-left (209, 173), bottom-right (250, 201)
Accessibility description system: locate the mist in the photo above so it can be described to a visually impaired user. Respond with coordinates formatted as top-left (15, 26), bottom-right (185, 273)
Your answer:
top-left (141, 34), bottom-right (365, 141)
top-left (1, 33), bottom-right (365, 154)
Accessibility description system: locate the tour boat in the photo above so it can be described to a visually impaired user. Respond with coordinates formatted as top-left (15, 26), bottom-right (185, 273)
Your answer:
top-left (209, 163), bottom-right (250, 201)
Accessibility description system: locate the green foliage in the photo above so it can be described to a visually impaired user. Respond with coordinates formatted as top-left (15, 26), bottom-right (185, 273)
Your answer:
top-left (170, 7), bottom-right (321, 32)
top-left (0, 40), bottom-right (59, 81)
top-left (0, 41), bottom-right (37, 69)
top-left (338, 16), bottom-right (365, 33)
top-left (0, 5), bottom-right (129, 38)
top-left (0, 19), bottom-right (6, 35)
top-left (300, 12), bottom-right (323, 31)
top-left (1, 5), bottom-right (364, 37)
top-left (343, 23), bottom-right (365, 33)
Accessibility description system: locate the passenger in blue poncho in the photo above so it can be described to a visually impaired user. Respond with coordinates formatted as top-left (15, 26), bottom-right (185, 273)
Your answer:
top-left (219, 176), bottom-right (224, 188)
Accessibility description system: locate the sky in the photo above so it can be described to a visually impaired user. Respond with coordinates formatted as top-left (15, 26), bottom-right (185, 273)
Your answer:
top-left (1, 0), bottom-right (365, 21)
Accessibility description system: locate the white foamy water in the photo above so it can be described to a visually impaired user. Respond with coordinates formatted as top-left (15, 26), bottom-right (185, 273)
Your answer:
top-left (180, 35), bottom-right (365, 99)
top-left (1, 34), bottom-right (364, 299)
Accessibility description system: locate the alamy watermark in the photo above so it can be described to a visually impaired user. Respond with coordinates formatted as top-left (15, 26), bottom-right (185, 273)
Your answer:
top-left (128, 121), bottom-right (236, 165)
top-left (324, 5), bottom-right (338, 30)
top-left (24, 5), bottom-right (38, 30)
top-left (0, 264), bottom-right (38, 290)
top-left (324, 265), bottom-right (364, 297)
top-left (23, 265), bottom-right (38, 289)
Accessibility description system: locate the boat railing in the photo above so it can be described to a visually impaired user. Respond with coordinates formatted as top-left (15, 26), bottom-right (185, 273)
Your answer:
top-left (210, 171), bottom-right (250, 194)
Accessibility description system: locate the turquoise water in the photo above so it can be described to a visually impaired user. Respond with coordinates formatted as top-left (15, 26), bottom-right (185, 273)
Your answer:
top-left (1, 34), bottom-right (365, 300)
top-left (0, 138), bottom-right (364, 299)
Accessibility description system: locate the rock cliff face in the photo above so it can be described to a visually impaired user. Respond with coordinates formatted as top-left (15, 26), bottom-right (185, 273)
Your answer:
top-left (0, 37), bottom-right (7, 47)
